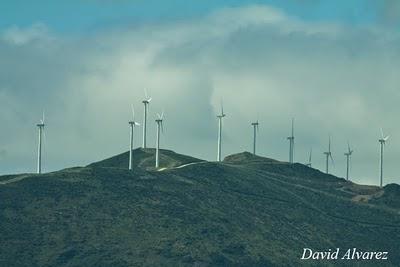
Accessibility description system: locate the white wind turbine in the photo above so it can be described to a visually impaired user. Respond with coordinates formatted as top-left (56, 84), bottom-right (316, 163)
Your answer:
top-left (323, 137), bottom-right (334, 174)
top-left (36, 112), bottom-right (45, 174)
top-left (344, 142), bottom-right (353, 181)
top-left (306, 148), bottom-right (312, 167)
top-left (155, 112), bottom-right (164, 168)
top-left (287, 118), bottom-right (295, 163)
top-left (251, 121), bottom-right (259, 155)
top-left (379, 128), bottom-right (390, 187)
top-left (128, 105), bottom-right (140, 170)
top-left (216, 104), bottom-right (226, 162)
top-left (142, 89), bottom-right (152, 149)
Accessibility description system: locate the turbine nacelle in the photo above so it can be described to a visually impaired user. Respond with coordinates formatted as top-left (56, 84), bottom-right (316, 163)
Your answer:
top-left (287, 119), bottom-right (294, 140)
top-left (37, 111), bottom-right (45, 128)
top-left (156, 111), bottom-right (164, 121)
top-left (379, 128), bottom-right (390, 144)
top-left (129, 105), bottom-right (141, 126)
top-left (129, 121), bottom-right (140, 126)
top-left (217, 102), bottom-right (226, 118)
top-left (156, 112), bottom-right (164, 132)
top-left (345, 142), bottom-right (353, 156)
top-left (324, 137), bottom-right (334, 164)
top-left (379, 138), bottom-right (389, 144)
top-left (143, 88), bottom-right (152, 104)
top-left (251, 121), bottom-right (259, 131)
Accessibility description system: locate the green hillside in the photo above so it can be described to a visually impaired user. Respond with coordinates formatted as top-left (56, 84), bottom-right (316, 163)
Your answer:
top-left (0, 150), bottom-right (399, 266)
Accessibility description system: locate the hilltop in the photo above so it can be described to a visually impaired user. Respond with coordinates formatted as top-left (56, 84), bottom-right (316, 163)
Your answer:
top-left (0, 150), bottom-right (399, 266)
top-left (88, 148), bottom-right (203, 170)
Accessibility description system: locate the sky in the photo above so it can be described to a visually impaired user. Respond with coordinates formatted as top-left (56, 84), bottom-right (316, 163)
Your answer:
top-left (1, 0), bottom-right (400, 186)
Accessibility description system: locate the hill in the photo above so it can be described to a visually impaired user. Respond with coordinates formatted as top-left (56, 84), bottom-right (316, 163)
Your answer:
top-left (88, 148), bottom-right (203, 170)
top-left (0, 150), bottom-right (399, 266)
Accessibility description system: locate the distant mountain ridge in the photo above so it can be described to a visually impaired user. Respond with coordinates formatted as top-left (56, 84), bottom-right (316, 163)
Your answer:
top-left (0, 150), bottom-right (399, 266)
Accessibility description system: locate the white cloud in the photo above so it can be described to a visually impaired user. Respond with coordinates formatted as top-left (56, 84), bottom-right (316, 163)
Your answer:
top-left (2, 23), bottom-right (51, 45)
top-left (1, 5), bottom-right (400, 186)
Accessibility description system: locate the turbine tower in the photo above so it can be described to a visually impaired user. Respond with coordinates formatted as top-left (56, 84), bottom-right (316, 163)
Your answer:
top-left (379, 129), bottom-right (390, 187)
top-left (287, 118), bottom-right (295, 163)
top-left (217, 104), bottom-right (226, 162)
top-left (155, 112), bottom-right (164, 168)
top-left (36, 112), bottom-right (45, 174)
top-left (323, 137), bottom-right (334, 174)
top-left (128, 105), bottom-right (140, 170)
top-left (142, 89), bottom-right (152, 149)
top-left (306, 148), bottom-right (312, 167)
top-left (344, 142), bottom-right (353, 181)
top-left (251, 121), bottom-right (259, 155)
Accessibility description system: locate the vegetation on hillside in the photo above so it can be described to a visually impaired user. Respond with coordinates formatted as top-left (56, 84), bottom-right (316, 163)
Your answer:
top-left (0, 150), bottom-right (399, 266)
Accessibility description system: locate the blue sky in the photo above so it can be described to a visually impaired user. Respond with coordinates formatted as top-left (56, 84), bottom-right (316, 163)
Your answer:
top-left (0, 0), bottom-right (389, 33)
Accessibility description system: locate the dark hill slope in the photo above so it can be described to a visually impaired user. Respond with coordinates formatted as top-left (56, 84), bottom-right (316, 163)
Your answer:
top-left (0, 151), bottom-right (399, 266)
top-left (369, 183), bottom-right (400, 209)
top-left (88, 148), bottom-right (203, 170)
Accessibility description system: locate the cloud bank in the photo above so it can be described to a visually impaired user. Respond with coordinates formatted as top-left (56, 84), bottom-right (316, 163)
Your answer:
top-left (1, 5), bottom-right (400, 186)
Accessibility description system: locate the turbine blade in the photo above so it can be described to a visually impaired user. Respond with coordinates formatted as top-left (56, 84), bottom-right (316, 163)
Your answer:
top-left (349, 155), bottom-right (352, 172)
top-left (328, 137), bottom-right (331, 152)
top-left (143, 88), bottom-right (152, 102)
top-left (291, 118), bottom-right (294, 136)
top-left (384, 135), bottom-right (390, 141)
top-left (131, 104), bottom-right (135, 120)
top-left (380, 128), bottom-right (384, 139)
top-left (330, 154), bottom-right (334, 165)
top-left (42, 127), bottom-right (47, 152)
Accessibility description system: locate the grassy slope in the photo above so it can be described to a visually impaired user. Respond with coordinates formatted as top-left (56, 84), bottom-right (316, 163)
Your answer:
top-left (0, 151), bottom-right (399, 267)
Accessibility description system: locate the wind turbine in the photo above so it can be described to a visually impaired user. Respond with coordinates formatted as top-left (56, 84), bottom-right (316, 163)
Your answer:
top-left (251, 121), bottom-right (259, 155)
top-left (128, 105), bottom-right (140, 170)
top-left (287, 118), bottom-right (295, 163)
top-left (306, 148), bottom-right (312, 167)
top-left (323, 137), bottom-right (334, 174)
top-left (36, 112), bottom-right (45, 174)
top-left (379, 129), bottom-right (390, 187)
top-left (217, 103), bottom-right (226, 162)
top-left (344, 142), bottom-right (353, 181)
top-left (155, 112), bottom-right (164, 168)
top-left (142, 89), bottom-right (152, 149)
